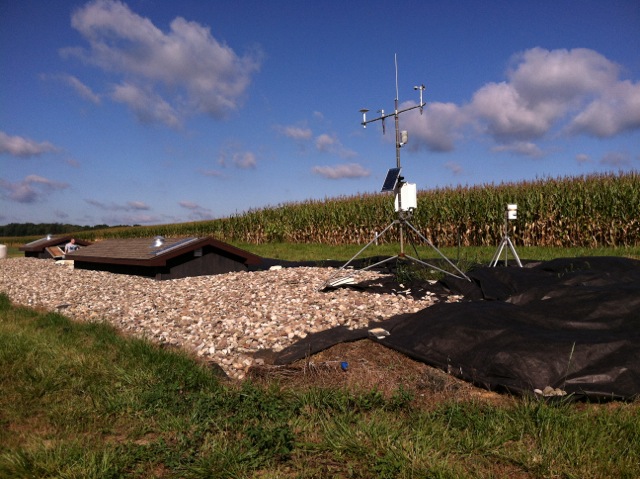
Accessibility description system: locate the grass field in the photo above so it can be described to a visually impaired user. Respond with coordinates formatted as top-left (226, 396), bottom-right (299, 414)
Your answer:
top-left (1, 293), bottom-right (638, 478)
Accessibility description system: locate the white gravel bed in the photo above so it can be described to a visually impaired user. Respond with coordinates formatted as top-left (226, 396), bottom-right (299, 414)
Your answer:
top-left (0, 257), bottom-right (455, 380)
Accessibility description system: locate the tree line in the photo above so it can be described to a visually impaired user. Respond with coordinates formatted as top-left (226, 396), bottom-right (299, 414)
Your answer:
top-left (0, 223), bottom-right (113, 237)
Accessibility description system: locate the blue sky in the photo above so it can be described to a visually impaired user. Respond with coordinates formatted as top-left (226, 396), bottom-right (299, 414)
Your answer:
top-left (1, 0), bottom-right (639, 226)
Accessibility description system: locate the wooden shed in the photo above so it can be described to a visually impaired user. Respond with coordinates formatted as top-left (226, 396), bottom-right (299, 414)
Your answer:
top-left (66, 236), bottom-right (262, 280)
top-left (19, 235), bottom-right (93, 259)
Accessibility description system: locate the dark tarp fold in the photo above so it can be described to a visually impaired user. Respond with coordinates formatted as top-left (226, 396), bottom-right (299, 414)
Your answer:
top-left (274, 257), bottom-right (640, 400)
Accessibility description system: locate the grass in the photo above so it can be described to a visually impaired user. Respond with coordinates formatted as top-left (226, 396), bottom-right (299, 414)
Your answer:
top-left (232, 242), bottom-right (640, 263)
top-left (1, 292), bottom-right (639, 478)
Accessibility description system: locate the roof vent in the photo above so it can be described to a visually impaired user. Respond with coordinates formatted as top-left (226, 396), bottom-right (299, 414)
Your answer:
top-left (152, 236), bottom-right (165, 248)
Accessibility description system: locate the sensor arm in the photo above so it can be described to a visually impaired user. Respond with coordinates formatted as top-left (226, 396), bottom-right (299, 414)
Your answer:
top-left (360, 102), bottom-right (425, 128)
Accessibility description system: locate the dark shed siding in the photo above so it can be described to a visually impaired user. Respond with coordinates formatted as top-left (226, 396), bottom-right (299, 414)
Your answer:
top-left (70, 237), bottom-right (261, 280)
top-left (157, 246), bottom-right (249, 280)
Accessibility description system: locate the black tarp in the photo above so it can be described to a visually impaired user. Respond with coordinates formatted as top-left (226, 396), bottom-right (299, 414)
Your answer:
top-left (274, 257), bottom-right (640, 400)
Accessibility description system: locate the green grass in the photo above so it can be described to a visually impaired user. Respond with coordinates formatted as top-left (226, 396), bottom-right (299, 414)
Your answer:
top-left (1, 292), bottom-right (638, 478)
top-left (233, 242), bottom-right (640, 263)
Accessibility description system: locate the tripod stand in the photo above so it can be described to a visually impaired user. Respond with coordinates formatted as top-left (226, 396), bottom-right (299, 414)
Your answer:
top-left (322, 55), bottom-right (469, 289)
top-left (322, 181), bottom-right (469, 289)
top-left (489, 205), bottom-right (522, 267)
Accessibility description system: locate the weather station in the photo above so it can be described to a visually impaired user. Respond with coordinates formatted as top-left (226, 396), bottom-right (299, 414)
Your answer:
top-left (323, 56), bottom-right (470, 289)
top-left (490, 203), bottom-right (523, 267)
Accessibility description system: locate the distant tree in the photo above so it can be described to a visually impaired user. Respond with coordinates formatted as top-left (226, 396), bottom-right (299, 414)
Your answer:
top-left (0, 222), bottom-right (115, 237)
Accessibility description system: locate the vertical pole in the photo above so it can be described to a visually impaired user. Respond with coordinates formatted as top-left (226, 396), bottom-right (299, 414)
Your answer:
top-left (395, 97), bottom-right (404, 255)
top-left (504, 209), bottom-right (509, 266)
top-left (394, 54), bottom-right (404, 257)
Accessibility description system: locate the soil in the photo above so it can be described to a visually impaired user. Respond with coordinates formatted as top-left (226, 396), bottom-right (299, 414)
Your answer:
top-left (248, 338), bottom-right (513, 409)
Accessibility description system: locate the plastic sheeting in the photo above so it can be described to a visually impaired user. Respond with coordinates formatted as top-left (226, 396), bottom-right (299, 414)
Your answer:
top-left (275, 257), bottom-right (640, 400)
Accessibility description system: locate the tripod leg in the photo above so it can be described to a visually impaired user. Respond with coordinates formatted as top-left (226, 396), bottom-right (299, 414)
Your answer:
top-left (506, 237), bottom-right (523, 267)
top-left (490, 238), bottom-right (507, 267)
top-left (322, 220), bottom-right (397, 288)
top-left (403, 221), bottom-right (470, 280)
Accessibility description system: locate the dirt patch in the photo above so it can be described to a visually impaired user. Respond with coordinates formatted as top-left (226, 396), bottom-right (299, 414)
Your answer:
top-left (249, 339), bottom-right (512, 408)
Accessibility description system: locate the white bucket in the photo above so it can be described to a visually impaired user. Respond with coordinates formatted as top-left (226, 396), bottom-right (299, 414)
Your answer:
top-left (0, 245), bottom-right (7, 259)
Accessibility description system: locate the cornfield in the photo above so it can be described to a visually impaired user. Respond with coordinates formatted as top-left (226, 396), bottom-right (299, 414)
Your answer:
top-left (72, 172), bottom-right (640, 248)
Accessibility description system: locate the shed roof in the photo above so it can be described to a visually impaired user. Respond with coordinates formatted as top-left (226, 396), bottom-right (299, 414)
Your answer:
top-left (66, 236), bottom-right (262, 267)
top-left (19, 235), bottom-right (92, 252)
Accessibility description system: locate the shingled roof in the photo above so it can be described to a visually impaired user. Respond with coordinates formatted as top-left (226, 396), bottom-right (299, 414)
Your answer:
top-left (66, 236), bottom-right (261, 267)
top-left (64, 236), bottom-right (263, 279)
top-left (19, 235), bottom-right (93, 258)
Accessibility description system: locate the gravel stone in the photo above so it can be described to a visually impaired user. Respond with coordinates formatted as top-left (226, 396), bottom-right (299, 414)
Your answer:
top-left (0, 257), bottom-right (453, 380)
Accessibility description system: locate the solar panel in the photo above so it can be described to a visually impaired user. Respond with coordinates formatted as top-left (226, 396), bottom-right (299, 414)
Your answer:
top-left (381, 167), bottom-right (401, 192)
top-left (152, 237), bottom-right (199, 256)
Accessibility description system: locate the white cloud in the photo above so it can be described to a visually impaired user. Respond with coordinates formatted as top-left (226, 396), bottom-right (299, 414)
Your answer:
top-left (0, 175), bottom-right (69, 203)
top-left (0, 131), bottom-right (60, 157)
top-left (491, 141), bottom-right (544, 158)
top-left (470, 81), bottom-right (553, 141)
top-left (576, 153), bottom-right (591, 164)
top-left (600, 151), bottom-right (632, 168)
top-left (508, 48), bottom-right (619, 105)
top-left (111, 82), bottom-right (181, 128)
top-left (471, 48), bottom-right (638, 143)
top-left (217, 143), bottom-right (258, 170)
top-left (179, 200), bottom-right (214, 220)
top-left (404, 47), bottom-right (640, 158)
top-left (127, 200), bottom-right (150, 210)
top-left (179, 200), bottom-right (200, 210)
top-left (444, 161), bottom-right (463, 175)
top-left (276, 124), bottom-right (313, 141)
top-left (232, 151), bottom-right (257, 169)
top-left (315, 133), bottom-right (335, 152)
top-left (85, 198), bottom-right (150, 211)
top-left (63, 0), bottom-right (262, 123)
top-left (402, 102), bottom-right (467, 152)
top-left (568, 80), bottom-right (640, 137)
top-left (312, 163), bottom-right (370, 179)
top-left (315, 133), bottom-right (357, 158)
top-left (470, 48), bottom-right (620, 142)
top-left (62, 74), bottom-right (101, 104)
top-left (101, 213), bottom-right (163, 225)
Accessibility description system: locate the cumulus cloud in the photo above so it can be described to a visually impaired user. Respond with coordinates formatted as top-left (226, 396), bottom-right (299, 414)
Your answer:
top-left (276, 124), bottom-right (313, 141)
top-left (315, 133), bottom-right (357, 158)
top-left (444, 161), bottom-right (464, 175)
top-left (576, 153), bottom-right (591, 164)
top-left (568, 80), bottom-right (640, 137)
top-left (600, 151), bottom-right (632, 168)
top-left (62, 74), bottom-right (101, 104)
top-left (62, 0), bottom-right (262, 125)
top-left (0, 131), bottom-right (60, 157)
top-left (312, 163), bottom-right (370, 179)
top-left (85, 198), bottom-right (150, 211)
top-left (101, 213), bottom-right (162, 225)
top-left (405, 47), bottom-right (640, 157)
top-left (402, 102), bottom-right (467, 152)
top-left (0, 175), bottom-right (69, 203)
top-left (470, 48), bottom-right (623, 142)
top-left (217, 143), bottom-right (257, 169)
top-left (179, 200), bottom-right (214, 220)
top-left (491, 141), bottom-right (544, 158)
top-left (232, 151), bottom-right (257, 169)
top-left (127, 200), bottom-right (150, 210)
top-left (315, 133), bottom-right (335, 152)
top-left (111, 81), bottom-right (181, 128)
